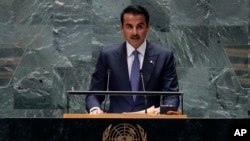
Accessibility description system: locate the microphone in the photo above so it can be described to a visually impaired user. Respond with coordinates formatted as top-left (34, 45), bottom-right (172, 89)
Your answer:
top-left (103, 69), bottom-right (111, 112)
top-left (140, 70), bottom-right (147, 114)
top-left (106, 69), bottom-right (111, 91)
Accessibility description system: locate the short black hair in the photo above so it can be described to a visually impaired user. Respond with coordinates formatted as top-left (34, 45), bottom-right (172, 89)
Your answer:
top-left (120, 5), bottom-right (149, 25)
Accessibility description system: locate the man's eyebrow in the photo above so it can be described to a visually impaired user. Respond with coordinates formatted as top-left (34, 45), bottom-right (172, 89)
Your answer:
top-left (125, 23), bottom-right (145, 26)
top-left (125, 23), bottom-right (132, 25)
top-left (137, 23), bottom-right (145, 25)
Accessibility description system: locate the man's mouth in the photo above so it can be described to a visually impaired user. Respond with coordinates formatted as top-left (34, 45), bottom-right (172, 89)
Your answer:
top-left (131, 36), bottom-right (140, 40)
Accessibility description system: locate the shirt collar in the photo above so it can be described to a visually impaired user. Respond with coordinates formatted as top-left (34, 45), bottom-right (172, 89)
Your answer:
top-left (126, 40), bottom-right (146, 57)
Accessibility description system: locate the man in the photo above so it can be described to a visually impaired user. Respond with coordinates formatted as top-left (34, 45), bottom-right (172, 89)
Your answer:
top-left (86, 5), bottom-right (179, 114)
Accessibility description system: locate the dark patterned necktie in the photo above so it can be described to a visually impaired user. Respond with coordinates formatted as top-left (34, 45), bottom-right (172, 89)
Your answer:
top-left (130, 50), bottom-right (140, 101)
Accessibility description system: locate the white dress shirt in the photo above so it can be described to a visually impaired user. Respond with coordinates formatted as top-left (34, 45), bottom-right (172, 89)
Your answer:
top-left (126, 40), bottom-right (146, 79)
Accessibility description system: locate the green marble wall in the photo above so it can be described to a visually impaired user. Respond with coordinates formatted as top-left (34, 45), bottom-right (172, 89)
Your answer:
top-left (0, 0), bottom-right (249, 118)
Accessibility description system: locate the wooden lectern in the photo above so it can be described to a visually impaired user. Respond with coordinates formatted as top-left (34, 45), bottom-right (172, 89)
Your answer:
top-left (63, 106), bottom-right (187, 119)
top-left (63, 114), bottom-right (187, 119)
top-left (65, 91), bottom-right (186, 119)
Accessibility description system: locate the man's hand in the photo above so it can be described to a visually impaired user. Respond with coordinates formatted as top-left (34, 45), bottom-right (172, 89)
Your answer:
top-left (90, 108), bottom-right (103, 114)
top-left (153, 107), bottom-right (160, 115)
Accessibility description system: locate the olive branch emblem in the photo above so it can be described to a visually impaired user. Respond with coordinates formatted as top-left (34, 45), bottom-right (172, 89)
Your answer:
top-left (137, 124), bottom-right (147, 141)
top-left (102, 124), bottom-right (112, 141)
top-left (102, 123), bottom-right (147, 141)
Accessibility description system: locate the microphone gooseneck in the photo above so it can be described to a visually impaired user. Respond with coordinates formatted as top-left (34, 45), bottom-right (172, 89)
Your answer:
top-left (140, 70), bottom-right (147, 114)
top-left (106, 69), bottom-right (111, 91)
top-left (103, 69), bottom-right (111, 112)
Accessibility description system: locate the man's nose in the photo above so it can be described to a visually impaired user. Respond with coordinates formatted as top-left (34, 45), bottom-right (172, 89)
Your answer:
top-left (132, 28), bottom-right (138, 35)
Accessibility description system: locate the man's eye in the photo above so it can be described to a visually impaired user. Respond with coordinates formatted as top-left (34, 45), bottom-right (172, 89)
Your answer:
top-left (137, 25), bottom-right (143, 29)
top-left (127, 26), bottom-right (132, 29)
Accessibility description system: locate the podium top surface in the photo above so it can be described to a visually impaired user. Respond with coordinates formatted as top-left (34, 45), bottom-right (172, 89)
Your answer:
top-left (67, 91), bottom-right (183, 96)
top-left (63, 114), bottom-right (187, 119)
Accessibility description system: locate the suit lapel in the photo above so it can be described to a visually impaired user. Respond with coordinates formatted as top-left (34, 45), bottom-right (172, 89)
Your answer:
top-left (114, 43), bottom-right (134, 104)
top-left (141, 41), bottom-right (159, 89)
top-left (114, 43), bottom-right (130, 86)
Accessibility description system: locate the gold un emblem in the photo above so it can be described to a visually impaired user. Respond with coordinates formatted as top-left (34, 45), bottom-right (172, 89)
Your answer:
top-left (102, 123), bottom-right (147, 141)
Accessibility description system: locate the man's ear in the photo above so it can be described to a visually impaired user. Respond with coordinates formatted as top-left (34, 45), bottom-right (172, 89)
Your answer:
top-left (147, 24), bottom-right (150, 32)
top-left (120, 24), bottom-right (124, 33)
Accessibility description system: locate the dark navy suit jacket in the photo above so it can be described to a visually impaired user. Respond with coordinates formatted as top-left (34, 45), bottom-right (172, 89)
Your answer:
top-left (86, 41), bottom-right (179, 113)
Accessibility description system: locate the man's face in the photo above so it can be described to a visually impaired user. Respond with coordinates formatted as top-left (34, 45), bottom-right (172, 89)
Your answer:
top-left (121, 13), bottom-right (149, 48)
